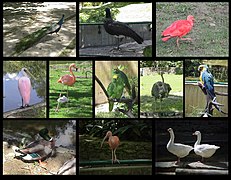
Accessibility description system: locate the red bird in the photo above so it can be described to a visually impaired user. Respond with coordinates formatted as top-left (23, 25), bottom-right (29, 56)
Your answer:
top-left (101, 131), bottom-right (120, 164)
top-left (57, 63), bottom-right (77, 98)
top-left (162, 15), bottom-right (195, 48)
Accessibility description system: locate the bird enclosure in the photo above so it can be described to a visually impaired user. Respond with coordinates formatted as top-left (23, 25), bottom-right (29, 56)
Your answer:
top-left (79, 22), bottom-right (151, 48)
top-left (185, 82), bottom-right (228, 117)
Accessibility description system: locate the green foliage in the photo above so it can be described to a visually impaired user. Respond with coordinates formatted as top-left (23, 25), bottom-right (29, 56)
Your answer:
top-left (79, 2), bottom-right (145, 23)
top-left (143, 45), bottom-right (152, 57)
top-left (79, 119), bottom-right (152, 141)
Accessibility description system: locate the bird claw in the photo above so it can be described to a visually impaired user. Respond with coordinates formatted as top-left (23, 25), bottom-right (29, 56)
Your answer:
top-left (112, 159), bottom-right (120, 164)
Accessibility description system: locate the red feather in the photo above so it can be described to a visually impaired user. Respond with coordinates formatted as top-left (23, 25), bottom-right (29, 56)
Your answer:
top-left (162, 15), bottom-right (195, 47)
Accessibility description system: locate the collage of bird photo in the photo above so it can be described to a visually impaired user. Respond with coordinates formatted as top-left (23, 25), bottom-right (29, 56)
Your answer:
top-left (1, 1), bottom-right (230, 176)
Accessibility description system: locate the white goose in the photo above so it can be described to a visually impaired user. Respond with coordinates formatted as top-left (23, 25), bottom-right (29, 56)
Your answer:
top-left (193, 131), bottom-right (220, 162)
top-left (167, 128), bottom-right (193, 164)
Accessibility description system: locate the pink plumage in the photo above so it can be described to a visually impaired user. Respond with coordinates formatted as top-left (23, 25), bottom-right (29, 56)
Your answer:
top-left (18, 76), bottom-right (31, 107)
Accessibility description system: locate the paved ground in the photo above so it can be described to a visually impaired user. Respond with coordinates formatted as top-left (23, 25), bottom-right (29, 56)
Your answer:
top-left (3, 2), bottom-right (76, 57)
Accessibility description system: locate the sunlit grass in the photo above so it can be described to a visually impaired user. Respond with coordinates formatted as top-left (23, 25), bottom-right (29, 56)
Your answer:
top-left (140, 74), bottom-right (183, 116)
top-left (156, 2), bottom-right (229, 57)
top-left (49, 63), bottom-right (92, 118)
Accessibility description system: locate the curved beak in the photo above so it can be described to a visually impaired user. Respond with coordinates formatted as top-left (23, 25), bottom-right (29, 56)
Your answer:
top-left (100, 135), bottom-right (107, 148)
top-left (25, 69), bottom-right (36, 80)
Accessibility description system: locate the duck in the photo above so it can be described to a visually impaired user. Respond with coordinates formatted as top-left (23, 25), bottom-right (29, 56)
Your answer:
top-left (57, 156), bottom-right (76, 175)
top-left (12, 128), bottom-right (55, 166)
top-left (193, 131), bottom-right (220, 162)
top-left (167, 128), bottom-right (193, 164)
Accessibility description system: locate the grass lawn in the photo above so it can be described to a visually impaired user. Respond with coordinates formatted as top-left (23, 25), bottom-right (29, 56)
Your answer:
top-left (49, 62), bottom-right (92, 118)
top-left (156, 2), bottom-right (229, 57)
top-left (140, 73), bottom-right (183, 117)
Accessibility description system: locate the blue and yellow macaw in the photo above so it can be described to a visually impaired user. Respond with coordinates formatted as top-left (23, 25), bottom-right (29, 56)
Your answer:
top-left (198, 64), bottom-right (227, 116)
top-left (198, 64), bottom-right (216, 101)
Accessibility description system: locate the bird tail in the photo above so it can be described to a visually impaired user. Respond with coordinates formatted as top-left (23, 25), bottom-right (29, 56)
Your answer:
top-left (109, 101), bottom-right (114, 112)
top-left (131, 32), bottom-right (143, 44)
top-left (57, 78), bottom-right (62, 83)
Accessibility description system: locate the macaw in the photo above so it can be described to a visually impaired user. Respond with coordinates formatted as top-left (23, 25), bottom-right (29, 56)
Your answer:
top-left (198, 64), bottom-right (216, 101)
top-left (198, 64), bottom-right (226, 115)
top-left (113, 66), bottom-right (131, 97)
top-left (107, 74), bottom-right (124, 112)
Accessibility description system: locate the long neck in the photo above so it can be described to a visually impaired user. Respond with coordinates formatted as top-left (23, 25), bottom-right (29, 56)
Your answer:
top-left (106, 9), bottom-right (112, 19)
top-left (168, 131), bottom-right (175, 145)
top-left (69, 65), bottom-right (76, 81)
top-left (195, 134), bottom-right (201, 146)
top-left (188, 19), bottom-right (194, 27)
top-left (161, 73), bottom-right (164, 83)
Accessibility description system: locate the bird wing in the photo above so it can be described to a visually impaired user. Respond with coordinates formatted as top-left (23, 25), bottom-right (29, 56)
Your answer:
top-left (195, 144), bottom-right (220, 156)
top-left (201, 70), bottom-right (215, 99)
top-left (58, 74), bottom-right (75, 85)
top-left (104, 19), bottom-right (143, 44)
top-left (114, 68), bottom-right (131, 96)
top-left (107, 78), bottom-right (124, 111)
top-left (162, 20), bottom-right (192, 39)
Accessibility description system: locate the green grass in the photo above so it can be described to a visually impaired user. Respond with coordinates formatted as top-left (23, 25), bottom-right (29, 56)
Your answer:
top-left (156, 2), bottom-right (229, 57)
top-left (49, 62), bottom-right (92, 118)
top-left (140, 73), bottom-right (183, 117)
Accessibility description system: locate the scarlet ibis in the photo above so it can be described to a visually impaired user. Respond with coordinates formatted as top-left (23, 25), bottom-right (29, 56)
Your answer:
top-left (57, 63), bottom-right (77, 98)
top-left (18, 68), bottom-right (34, 108)
top-left (101, 131), bottom-right (120, 164)
top-left (162, 15), bottom-right (195, 48)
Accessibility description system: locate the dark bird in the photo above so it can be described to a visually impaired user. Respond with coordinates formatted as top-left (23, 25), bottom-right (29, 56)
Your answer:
top-left (47, 14), bottom-right (65, 35)
top-left (151, 72), bottom-right (172, 110)
top-left (104, 8), bottom-right (143, 50)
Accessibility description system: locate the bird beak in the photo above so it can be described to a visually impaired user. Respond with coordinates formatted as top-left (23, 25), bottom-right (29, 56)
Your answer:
top-left (25, 69), bottom-right (36, 80)
top-left (100, 135), bottom-right (107, 148)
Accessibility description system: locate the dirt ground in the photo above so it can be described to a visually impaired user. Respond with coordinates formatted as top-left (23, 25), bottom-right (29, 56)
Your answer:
top-left (3, 141), bottom-right (76, 175)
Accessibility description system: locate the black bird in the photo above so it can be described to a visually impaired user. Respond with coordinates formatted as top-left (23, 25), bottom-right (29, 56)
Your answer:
top-left (104, 8), bottom-right (143, 50)
top-left (47, 14), bottom-right (65, 35)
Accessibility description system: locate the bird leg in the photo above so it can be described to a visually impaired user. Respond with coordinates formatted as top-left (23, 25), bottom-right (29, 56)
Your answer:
top-left (180, 37), bottom-right (192, 41)
top-left (20, 99), bottom-right (24, 109)
top-left (177, 37), bottom-right (192, 48)
top-left (55, 101), bottom-right (60, 112)
top-left (113, 149), bottom-right (120, 164)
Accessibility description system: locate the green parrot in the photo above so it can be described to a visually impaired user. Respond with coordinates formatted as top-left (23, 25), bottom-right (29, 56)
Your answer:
top-left (113, 66), bottom-right (131, 96)
top-left (107, 74), bottom-right (124, 112)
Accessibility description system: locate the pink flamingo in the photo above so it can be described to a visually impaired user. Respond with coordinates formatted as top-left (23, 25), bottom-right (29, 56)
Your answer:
top-left (57, 63), bottom-right (77, 98)
top-left (18, 68), bottom-right (33, 108)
